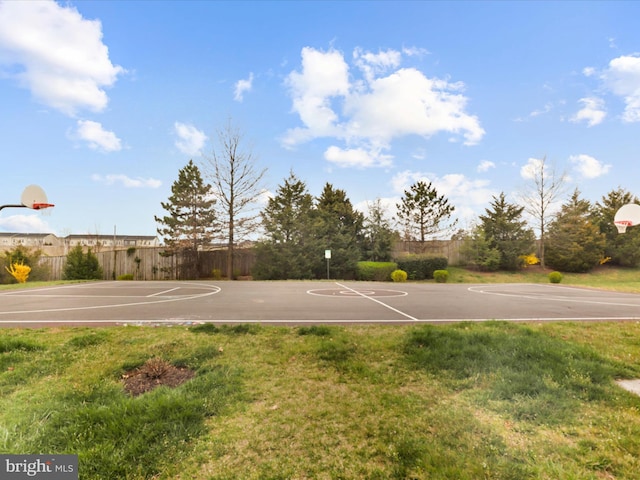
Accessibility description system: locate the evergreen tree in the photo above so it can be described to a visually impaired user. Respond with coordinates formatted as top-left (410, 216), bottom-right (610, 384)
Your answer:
top-left (593, 187), bottom-right (640, 267)
top-left (253, 172), bottom-right (318, 279)
top-left (315, 183), bottom-right (364, 279)
top-left (396, 180), bottom-right (456, 250)
top-left (459, 224), bottom-right (501, 271)
top-left (63, 245), bottom-right (103, 280)
top-left (362, 199), bottom-right (397, 261)
top-left (155, 160), bottom-right (217, 277)
top-left (478, 192), bottom-right (536, 270)
top-left (545, 189), bottom-right (606, 272)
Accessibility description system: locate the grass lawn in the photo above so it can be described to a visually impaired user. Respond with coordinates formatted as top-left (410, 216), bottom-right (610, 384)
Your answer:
top-left (2, 268), bottom-right (640, 478)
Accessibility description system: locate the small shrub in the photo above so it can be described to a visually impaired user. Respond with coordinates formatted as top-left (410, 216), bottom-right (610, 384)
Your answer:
top-left (117, 274), bottom-right (134, 280)
top-left (549, 271), bottom-right (563, 284)
top-left (391, 269), bottom-right (408, 282)
top-left (211, 268), bottom-right (223, 280)
top-left (5, 261), bottom-right (31, 283)
top-left (141, 357), bottom-right (171, 379)
top-left (1, 245), bottom-right (49, 283)
top-left (433, 269), bottom-right (449, 283)
top-left (520, 253), bottom-right (540, 267)
top-left (63, 245), bottom-right (103, 280)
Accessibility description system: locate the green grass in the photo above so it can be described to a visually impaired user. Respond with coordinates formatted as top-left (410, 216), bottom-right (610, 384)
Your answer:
top-left (0, 279), bottom-right (96, 290)
top-left (448, 265), bottom-right (640, 292)
top-left (2, 322), bottom-right (640, 479)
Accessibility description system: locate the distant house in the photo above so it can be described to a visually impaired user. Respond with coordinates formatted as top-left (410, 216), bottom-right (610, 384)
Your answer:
top-left (0, 233), bottom-right (158, 256)
top-left (0, 232), bottom-right (60, 249)
top-left (63, 234), bottom-right (159, 249)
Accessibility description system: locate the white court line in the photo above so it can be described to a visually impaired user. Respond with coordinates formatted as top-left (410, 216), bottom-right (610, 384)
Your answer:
top-left (468, 284), bottom-right (640, 308)
top-left (147, 287), bottom-right (180, 297)
top-left (334, 282), bottom-right (418, 321)
top-left (0, 284), bottom-right (221, 316)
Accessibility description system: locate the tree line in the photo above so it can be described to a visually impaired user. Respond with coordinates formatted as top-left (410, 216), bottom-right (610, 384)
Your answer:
top-left (155, 125), bottom-right (640, 279)
top-left (156, 160), bottom-right (459, 279)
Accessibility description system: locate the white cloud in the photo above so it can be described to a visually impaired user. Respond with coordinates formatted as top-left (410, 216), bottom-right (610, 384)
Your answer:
top-left (345, 68), bottom-right (484, 146)
top-left (529, 103), bottom-right (553, 118)
top-left (91, 174), bottom-right (162, 188)
top-left (284, 47), bottom-right (350, 145)
top-left (324, 145), bottom-right (393, 168)
top-left (73, 120), bottom-right (122, 152)
top-left (520, 157), bottom-right (545, 180)
top-left (234, 72), bottom-right (254, 102)
top-left (477, 160), bottom-right (496, 173)
top-left (0, 214), bottom-right (51, 233)
top-left (570, 154), bottom-right (611, 179)
top-left (353, 197), bottom-right (399, 228)
top-left (353, 47), bottom-right (402, 82)
top-left (602, 54), bottom-right (640, 122)
top-left (571, 97), bottom-right (606, 126)
top-left (174, 122), bottom-right (207, 156)
top-left (402, 46), bottom-right (430, 57)
top-left (0, 0), bottom-right (124, 116)
top-left (283, 46), bottom-right (484, 165)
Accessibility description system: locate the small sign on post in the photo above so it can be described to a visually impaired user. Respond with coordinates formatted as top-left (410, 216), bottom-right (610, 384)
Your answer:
top-left (325, 250), bottom-right (331, 279)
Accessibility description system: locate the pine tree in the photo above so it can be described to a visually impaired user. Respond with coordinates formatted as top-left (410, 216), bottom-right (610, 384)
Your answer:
top-left (478, 192), bottom-right (536, 270)
top-left (459, 224), bottom-right (502, 271)
top-left (155, 160), bottom-right (217, 278)
top-left (253, 172), bottom-right (318, 279)
top-left (362, 199), bottom-right (397, 261)
top-left (545, 189), bottom-right (606, 272)
top-left (396, 181), bottom-right (456, 250)
top-left (315, 183), bottom-right (364, 279)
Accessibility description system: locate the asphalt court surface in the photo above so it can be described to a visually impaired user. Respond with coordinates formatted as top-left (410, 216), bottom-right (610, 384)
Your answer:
top-left (2, 280), bottom-right (640, 327)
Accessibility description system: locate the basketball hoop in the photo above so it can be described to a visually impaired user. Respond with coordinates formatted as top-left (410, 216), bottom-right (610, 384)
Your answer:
top-left (32, 202), bottom-right (55, 210)
top-left (615, 220), bottom-right (631, 234)
top-left (1, 185), bottom-right (54, 213)
top-left (614, 204), bottom-right (640, 234)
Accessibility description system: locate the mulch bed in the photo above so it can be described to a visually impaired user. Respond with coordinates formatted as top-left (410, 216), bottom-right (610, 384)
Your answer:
top-left (122, 358), bottom-right (195, 397)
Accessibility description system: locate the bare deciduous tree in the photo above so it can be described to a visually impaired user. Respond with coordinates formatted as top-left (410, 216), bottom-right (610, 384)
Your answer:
top-left (202, 121), bottom-right (267, 279)
top-left (519, 155), bottom-right (567, 269)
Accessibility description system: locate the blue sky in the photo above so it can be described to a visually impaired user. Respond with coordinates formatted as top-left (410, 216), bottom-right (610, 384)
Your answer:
top-left (1, 1), bottom-right (640, 238)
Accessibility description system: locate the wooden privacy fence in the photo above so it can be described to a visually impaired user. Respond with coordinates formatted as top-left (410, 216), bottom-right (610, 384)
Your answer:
top-left (37, 241), bottom-right (467, 281)
top-left (39, 247), bottom-right (256, 281)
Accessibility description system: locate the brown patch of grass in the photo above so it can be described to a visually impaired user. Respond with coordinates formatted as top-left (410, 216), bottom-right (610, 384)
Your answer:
top-left (122, 357), bottom-right (195, 396)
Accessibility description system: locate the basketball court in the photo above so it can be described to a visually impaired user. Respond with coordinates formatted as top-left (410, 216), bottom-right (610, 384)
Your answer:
top-left (1, 280), bottom-right (640, 327)
top-left (3, 188), bottom-right (640, 327)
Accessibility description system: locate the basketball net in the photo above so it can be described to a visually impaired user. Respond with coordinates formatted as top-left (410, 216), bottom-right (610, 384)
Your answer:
top-left (33, 203), bottom-right (55, 217)
top-left (615, 220), bottom-right (631, 234)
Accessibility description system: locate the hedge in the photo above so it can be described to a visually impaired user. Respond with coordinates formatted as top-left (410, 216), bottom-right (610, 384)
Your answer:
top-left (394, 255), bottom-right (448, 281)
top-left (356, 261), bottom-right (398, 281)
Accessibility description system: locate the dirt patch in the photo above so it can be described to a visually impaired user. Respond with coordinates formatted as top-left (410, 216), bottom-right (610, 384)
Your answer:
top-left (122, 357), bottom-right (195, 397)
